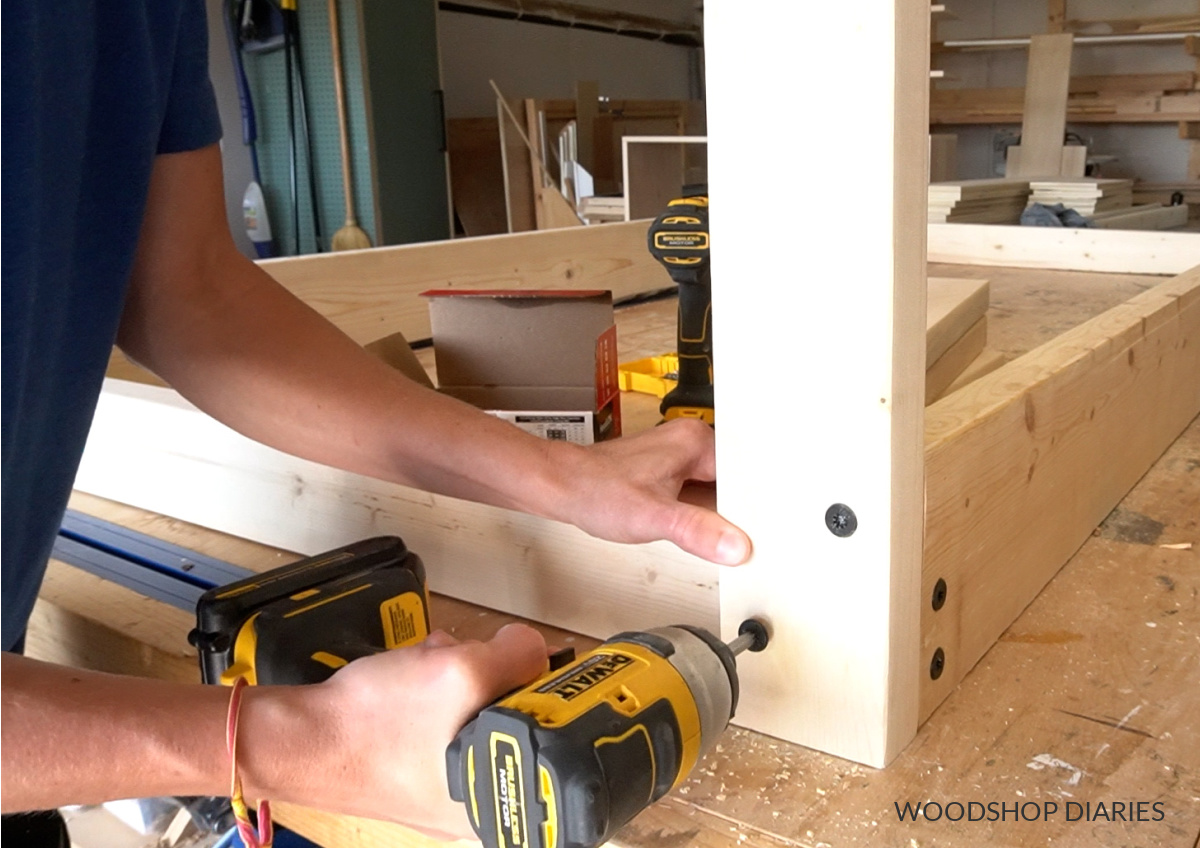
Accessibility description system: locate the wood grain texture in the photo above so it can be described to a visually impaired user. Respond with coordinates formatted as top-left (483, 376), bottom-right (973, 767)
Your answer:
top-left (256, 220), bottom-right (665, 345)
top-left (920, 264), bottom-right (1200, 721)
top-left (927, 262), bottom-right (1161, 361)
top-left (537, 180), bottom-right (586, 230)
top-left (1005, 143), bottom-right (1087, 179)
top-left (35, 417), bottom-right (1200, 847)
top-left (706, 0), bottom-right (929, 766)
top-left (1092, 203), bottom-right (1190, 230)
top-left (928, 224), bottom-right (1200, 274)
top-left (28, 564), bottom-right (199, 685)
top-left (937, 347), bottom-right (1008, 401)
top-left (622, 420), bottom-right (1200, 846)
top-left (74, 380), bottom-right (719, 642)
top-left (1011, 34), bottom-right (1075, 178)
top-left (926, 316), bottom-right (987, 402)
top-left (41, 262), bottom-right (1200, 845)
top-left (926, 277), bottom-right (989, 362)
top-left (928, 179), bottom-right (1029, 224)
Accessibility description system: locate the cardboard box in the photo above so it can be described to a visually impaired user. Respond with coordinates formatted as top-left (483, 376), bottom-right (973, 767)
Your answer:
top-left (421, 289), bottom-right (622, 444)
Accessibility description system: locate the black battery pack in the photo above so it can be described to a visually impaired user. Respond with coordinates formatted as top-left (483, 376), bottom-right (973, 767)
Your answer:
top-left (189, 536), bottom-right (428, 686)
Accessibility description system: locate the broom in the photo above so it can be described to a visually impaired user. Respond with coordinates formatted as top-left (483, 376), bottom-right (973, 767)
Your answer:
top-left (328, 0), bottom-right (372, 250)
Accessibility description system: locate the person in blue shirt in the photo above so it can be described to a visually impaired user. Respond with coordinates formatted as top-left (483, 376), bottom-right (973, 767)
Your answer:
top-left (1, 1), bottom-right (750, 840)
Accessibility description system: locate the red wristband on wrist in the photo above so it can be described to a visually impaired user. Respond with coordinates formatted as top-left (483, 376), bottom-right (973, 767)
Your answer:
top-left (227, 676), bottom-right (273, 848)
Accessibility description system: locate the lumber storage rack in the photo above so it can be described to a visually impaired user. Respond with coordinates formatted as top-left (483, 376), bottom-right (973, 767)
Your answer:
top-left (44, 2), bottom-right (1200, 777)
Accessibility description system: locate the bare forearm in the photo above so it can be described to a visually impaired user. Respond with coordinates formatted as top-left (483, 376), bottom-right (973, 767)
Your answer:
top-left (1, 654), bottom-right (232, 810)
top-left (116, 147), bottom-right (579, 519)
top-left (120, 252), bottom-right (566, 511)
top-left (117, 145), bottom-right (751, 565)
top-left (3, 629), bottom-right (549, 837)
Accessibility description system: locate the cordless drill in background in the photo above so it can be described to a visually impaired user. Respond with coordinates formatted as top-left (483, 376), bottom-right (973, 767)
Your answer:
top-left (647, 188), bottom-right (713, 425)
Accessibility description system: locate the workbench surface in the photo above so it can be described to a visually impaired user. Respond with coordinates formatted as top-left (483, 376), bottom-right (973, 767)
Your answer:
top-left (29, 265), bottom-right (1200, 848)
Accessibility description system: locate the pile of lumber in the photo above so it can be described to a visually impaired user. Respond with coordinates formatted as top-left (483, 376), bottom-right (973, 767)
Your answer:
top-left (1027, 178), bottom-right (1133, 215)
top-left (1133, 182), bottom-right (1200, 222)
top-left (1088, 203), bottom-right (1190, 231)
top-left (577, 195), bottom-right (626, 224)
top-left (928, 179), bottom-right (1031, 224)
top-left (925, 276), bottom-right (1001, 403)
top-left (929, 73), bottom-right (1200, 125)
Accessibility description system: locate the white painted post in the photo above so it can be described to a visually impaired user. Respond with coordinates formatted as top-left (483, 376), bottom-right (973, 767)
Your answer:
top-left (708, 0), bottom-right (930, 765)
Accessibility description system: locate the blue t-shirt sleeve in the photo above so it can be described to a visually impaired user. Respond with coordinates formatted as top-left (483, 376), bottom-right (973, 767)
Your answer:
top-left (158, 0), bottom-right (222, 154)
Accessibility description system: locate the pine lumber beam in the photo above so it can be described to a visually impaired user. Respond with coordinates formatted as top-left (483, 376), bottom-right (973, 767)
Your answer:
top-left (497, 97), bottom-right (537, 233)
top-left (928, 223), bottom-right (1200, 274)
top-left (926, 277), bottom-right (989, 362)
top-left (28, 562), bottom-right (198, 685)
top-left (255, 220), bottom-right (663, 346)
top-left (1047, 0), bottom-right (1065, 33)
top-left (1005, 143), bottom-right (1087, 179)
top-left (74, 380), bottom-right (719, 642)
top-left (706, 0), bottom-right (929, 766)
top-left (920, 264), bottom-right (1200, 720)
top-left (934, 73), bottom-right (1196, 102)
top-left (1091, 203), bottom-right (1190, 230)
top-left (935, 347), bottom-right (1008, 402)
top-left (926, 316), bottom-right (986, 402)
top-left (1068, 72), bottom-right (1196, 93)
top-left (1008, 33), bottom-right (1074, 178)
top-left (931, 88), bottom-right (1200, 124)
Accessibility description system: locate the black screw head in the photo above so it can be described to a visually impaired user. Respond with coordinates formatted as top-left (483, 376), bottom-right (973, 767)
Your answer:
top-left (738, 618), bottom-right (770, 652)
top-left (825, 504), bottom-right (857, 537)
top-left (930, 647), bottom-right (946, 680)
top-left (932, 578), bottom-right (948, 611)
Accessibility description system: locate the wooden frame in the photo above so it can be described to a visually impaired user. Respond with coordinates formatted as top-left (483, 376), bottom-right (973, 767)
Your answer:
top-left (66, 0), bottom-right (1200, 769)
top-left (77, 257), bottom-right (1200, 766)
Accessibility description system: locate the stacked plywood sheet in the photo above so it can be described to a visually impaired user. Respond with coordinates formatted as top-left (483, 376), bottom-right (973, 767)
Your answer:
top-left (1089, 203), bottom-right (1190, 231)
top-left (925, 276), bottom-right (998, 403)
top-left (928, 179), bottom-right (1031, 224)
top-left (1027, 178), bottom-right (1134, 216)
top-left (577, 195), bottom-right (626, 224)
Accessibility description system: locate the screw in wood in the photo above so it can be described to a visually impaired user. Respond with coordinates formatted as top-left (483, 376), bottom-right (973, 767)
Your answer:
top-left (824, 503), bottom-right (857, 537)
top-left (931, 578), bottom-right (948, 611)
top-left (930, 647), bottom-right (946, 680)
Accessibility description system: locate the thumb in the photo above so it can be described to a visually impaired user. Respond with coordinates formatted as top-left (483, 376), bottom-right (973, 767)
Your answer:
top-left (663, 502), bottom-right (753, 566)
top-left (470, 623), bottom-right (549, 701)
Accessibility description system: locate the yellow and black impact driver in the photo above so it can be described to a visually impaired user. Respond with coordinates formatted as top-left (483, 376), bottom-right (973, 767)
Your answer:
top-left (446, 618), bottom-right (769, 848)
top-left (189, 535), bottom-right (769, 848)
top-left (647, 188), bottom-right (713, 425)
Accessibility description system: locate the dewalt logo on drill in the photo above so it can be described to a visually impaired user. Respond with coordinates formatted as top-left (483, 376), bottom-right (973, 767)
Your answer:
top-left (536, 652), bottom-right (635, 700)
top-left (653, 231), bottom-right (709, 251)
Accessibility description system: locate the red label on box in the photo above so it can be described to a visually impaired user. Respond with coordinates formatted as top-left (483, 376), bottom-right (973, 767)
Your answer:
top-left (595, 324), bottom-right (622, 439)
